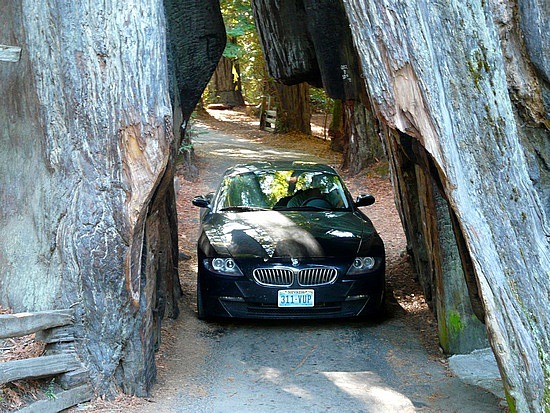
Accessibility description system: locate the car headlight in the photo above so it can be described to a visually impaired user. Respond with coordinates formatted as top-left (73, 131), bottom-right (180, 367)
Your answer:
top-left (346, 257), bottom-right (377, 275)
top-left (204, 258), bottom-right (243, 276)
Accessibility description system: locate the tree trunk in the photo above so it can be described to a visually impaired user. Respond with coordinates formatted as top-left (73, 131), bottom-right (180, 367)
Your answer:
top-left (274, 82), bottom-right (311, 134)
top-left (329, 100), bottom-right (345, 152)
top-left (209, 56), bottom-right (246, 107)
top-left (341, 100), bottom-right (386, 175)
top-left (164, 0), bottom-right (226, 178)
top-left (342, 1), bottom-right (549, 411)
top-left (0, 0), bottom-right (220, 397)
top-left (251, 0), bottom-right (549, 410)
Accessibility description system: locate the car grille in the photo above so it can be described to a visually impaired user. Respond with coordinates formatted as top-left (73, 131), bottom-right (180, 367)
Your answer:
top-left (253, 267), bottom-right (338, 287)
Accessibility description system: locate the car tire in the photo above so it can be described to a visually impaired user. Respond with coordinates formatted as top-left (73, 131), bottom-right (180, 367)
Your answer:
top-left (196, 273), bottom-right (209, 321)
top-left (357, 288), bottom-right (387, 322)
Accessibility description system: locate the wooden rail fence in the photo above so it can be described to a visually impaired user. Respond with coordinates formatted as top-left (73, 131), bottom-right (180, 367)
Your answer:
top-left (0, 309), bottom-right (92, 412)
top-left (264, 109), bottom-right (277, 132)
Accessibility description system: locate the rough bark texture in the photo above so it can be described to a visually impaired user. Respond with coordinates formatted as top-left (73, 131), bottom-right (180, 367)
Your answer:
top-left (274, 82), bottom-right (312, 134)
top-left (252, 0), bottom-right (385, 173)
top-left (341, 1), bottom-right (549, 411)
top-left (329, 100), bottom-right (346, 152)
top-left (164, 0), bottom-right (225, 181)
top-left (252, 0), bottom-right (362, 100)
top-left (209, 56), bottom-right (246, 107)
top-left (164, 0), bottom-right (226, 124)
top-left (252, 0), bottom-right (549, 411)
top-left (341, 100), bottom-right (386, 174)
top-left (0, 1), bottom-right (177, 396)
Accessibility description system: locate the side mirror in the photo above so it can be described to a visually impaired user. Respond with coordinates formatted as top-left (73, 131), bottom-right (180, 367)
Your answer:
top-left (355, 194), bottom-right (375, 207)
top-left (192, 195), bottom-right (210, 208)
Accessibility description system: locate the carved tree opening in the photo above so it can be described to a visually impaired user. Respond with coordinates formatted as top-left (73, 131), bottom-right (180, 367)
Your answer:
top-left (1, 1), bottom-right (548, 411)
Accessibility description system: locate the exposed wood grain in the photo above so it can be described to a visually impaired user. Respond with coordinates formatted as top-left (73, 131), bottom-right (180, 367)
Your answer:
top-left (0, 44), bottom-right (21, 62)
top-left (341, 1), bottom-right (549, 411)
top-left (35, 326), bottom-right (75, 344)
top-left (0, 353), bottom-right (81, 385)
top-left (0, 310), bottom-right (73, 339)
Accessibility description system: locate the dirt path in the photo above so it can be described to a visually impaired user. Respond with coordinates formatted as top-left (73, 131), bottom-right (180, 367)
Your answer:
top-left (80, 109), bottom-right (504, 412)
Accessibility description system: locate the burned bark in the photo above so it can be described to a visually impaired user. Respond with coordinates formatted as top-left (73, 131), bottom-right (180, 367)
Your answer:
top-left (252, 0), bottom-right (385, 173)
top-left (164, 0), bottom-right (226, 124)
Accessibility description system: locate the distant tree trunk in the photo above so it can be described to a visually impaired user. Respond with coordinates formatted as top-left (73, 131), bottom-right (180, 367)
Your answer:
top-left (330, 100), bottom-right (386, 174)
top-left (329, 100), bottom-right (345, 152)
top-left (209, 55), bottom-right (245, 107)
top-left (342, 100), bottom-right (385, 174)
top-left (274, 82), bottom-right (311, 134)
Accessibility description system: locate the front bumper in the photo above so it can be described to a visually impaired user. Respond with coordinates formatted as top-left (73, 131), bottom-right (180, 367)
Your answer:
top-left (198, 258), bottom-right (385, 319)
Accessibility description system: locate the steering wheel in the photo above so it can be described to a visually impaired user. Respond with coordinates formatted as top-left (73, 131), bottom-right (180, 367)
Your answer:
top-left (301, 197), bottom-right (332, 209)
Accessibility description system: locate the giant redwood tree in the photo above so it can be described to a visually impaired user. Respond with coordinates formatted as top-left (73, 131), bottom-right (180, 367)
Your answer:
top-left (0, 0), bottom-right (223, 396)
top-left (1, 0), bottom-right (548, 411)
top-left (252, 0), bottom-right (549, 411)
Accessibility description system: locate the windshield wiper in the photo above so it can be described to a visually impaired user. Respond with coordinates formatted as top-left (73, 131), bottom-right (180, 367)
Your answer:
top-left (220, 206), bottom-right (269, 212)
top-left (274, 205), bottom-right (331, 211)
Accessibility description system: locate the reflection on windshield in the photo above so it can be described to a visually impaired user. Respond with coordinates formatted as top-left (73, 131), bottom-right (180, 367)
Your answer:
top-left (214, 170), bottom-right (350, 211)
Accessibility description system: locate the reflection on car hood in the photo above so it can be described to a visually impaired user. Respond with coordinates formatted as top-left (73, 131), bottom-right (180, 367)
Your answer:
top-left (203, 210), bottom-right (373, 259)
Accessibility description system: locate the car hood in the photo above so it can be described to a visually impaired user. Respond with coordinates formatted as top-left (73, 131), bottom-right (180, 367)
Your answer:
top-left (203, 210), bottom-right (374, 259)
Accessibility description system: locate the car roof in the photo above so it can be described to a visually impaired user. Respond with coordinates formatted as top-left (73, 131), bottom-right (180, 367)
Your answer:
top-left (224, 161), bottom-right (339, 177)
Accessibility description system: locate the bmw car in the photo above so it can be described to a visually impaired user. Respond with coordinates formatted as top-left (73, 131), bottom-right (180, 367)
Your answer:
top-left (191, 161), bottom-right (385, 320)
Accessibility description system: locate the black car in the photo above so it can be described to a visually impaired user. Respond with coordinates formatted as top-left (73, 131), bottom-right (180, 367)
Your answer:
top-left (192, 161), bottom-right (385, 320)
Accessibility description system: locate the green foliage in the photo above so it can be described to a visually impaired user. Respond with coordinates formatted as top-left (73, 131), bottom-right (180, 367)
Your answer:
top-left (45, 379), bottom-right (57, 400)
top-left (213, 1), bottom-right (334, 112)
top-left (220, 0), bottom-right (257, 61)
top-left (310, 87), bottom-right (333, 113)
top-left (212, 0), bottom-right (266, 104)
top-left (179, 112), bottom-right (206, 154)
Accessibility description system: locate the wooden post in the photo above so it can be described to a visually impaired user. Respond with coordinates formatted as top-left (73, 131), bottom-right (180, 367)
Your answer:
top-left (0, 44), bottom-right (22, 62)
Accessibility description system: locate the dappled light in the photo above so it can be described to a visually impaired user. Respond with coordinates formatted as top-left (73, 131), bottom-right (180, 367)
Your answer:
top-left (252, 366), bottom-right (416, 411)
top-left (205, 210), bottom-right (323, 258)
top-left (323, 371), bottom-right (416, 412)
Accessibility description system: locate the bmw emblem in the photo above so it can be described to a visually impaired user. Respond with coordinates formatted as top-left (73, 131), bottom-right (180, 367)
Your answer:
top-left (291, 258), bottom-right (299, 267)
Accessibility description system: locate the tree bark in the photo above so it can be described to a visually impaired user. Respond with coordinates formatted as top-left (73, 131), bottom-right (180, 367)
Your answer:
top-left (342, 1), bottom-right (550, 411)
top-left (209, 55), bottom-right (246, 107)
top-left (164, 0), bottom-right (226, 178)
top-left (0, 1), bottom-right (179, 396)
top-left (273, 82), bottom-right (311, 134)
top-left (341, 100), bottom-right (385, 175)
top-left (329, 100), bottom-right (345, 152)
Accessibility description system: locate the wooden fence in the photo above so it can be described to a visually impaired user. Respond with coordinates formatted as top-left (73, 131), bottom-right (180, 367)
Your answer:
top-left (0, 309), bottom-right (92, 412)
top-left (264, 109), bottom-right (277, 132)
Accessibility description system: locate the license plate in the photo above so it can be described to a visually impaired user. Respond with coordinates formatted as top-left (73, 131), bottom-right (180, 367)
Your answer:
top-left (278, 289), bottom-right (314, 307)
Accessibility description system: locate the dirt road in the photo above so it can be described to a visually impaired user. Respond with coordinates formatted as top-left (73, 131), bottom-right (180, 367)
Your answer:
top-left (91, 110), bottom-right (504, 412)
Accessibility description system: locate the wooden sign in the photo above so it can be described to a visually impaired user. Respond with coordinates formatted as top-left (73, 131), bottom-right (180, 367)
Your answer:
top-left (0, 44), bottom-right (22, 62)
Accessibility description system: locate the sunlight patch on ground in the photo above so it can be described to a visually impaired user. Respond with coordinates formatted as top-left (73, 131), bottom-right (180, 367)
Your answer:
top-left (322, 371), bottom-right (416, 412)
top-left (209, 147), bottom-right (307, 160)
top-left (257, 367), bottom-right (314, 400)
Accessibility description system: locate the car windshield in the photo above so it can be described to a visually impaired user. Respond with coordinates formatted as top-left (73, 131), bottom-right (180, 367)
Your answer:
top-left (214, 169), bottom-right (350, 211)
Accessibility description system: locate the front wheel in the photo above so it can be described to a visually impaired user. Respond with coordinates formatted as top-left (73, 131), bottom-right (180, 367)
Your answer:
top-left (196, 273), bottom-right (209, 321)
top-left (357, 288), bottom-right (387, 322)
